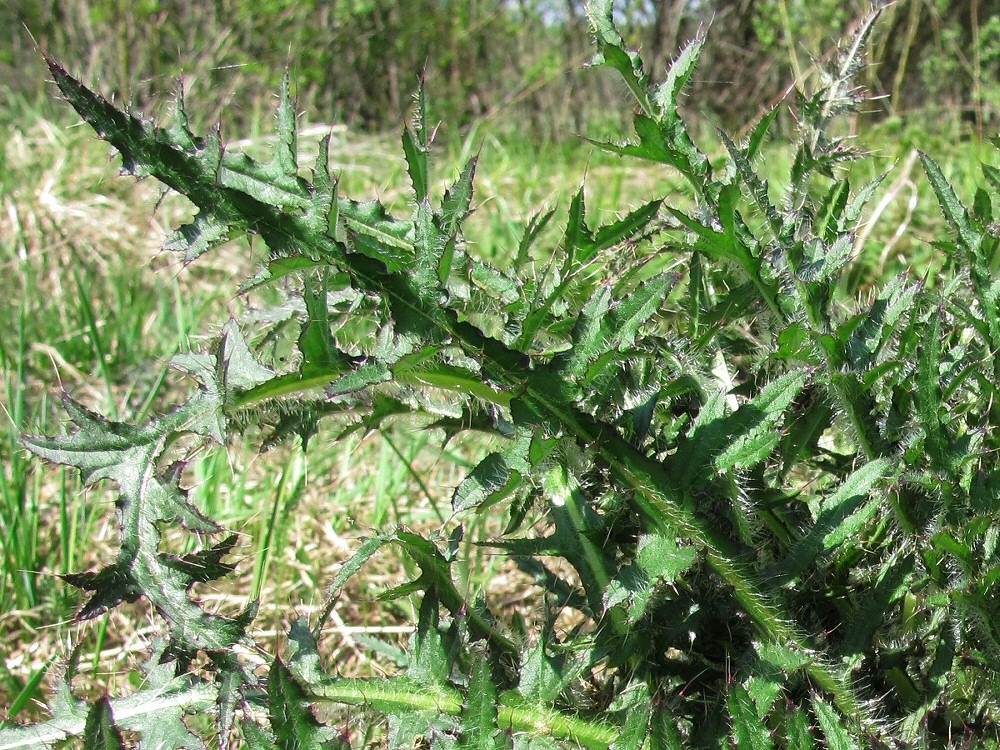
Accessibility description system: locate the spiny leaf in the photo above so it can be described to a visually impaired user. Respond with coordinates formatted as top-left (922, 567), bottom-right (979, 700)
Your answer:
top-left (746, 107), bottom-right (780, 163)
top-left (584, 114), bottom-right (683, 170)
top-left (648, 708), bottom-right (683, 750)
top-left (816, 180), bottom-right (851, 242)
top-left (612, 696), bottom-right (650, 750)
top-left (673, 370), bottom-right (808, 484)
top-left (267, 659), bottom-right (336, 750)
top-left (390, 531), bottom-right (518, 657)
top-left (917, 307), bottom-right (947, 470)
top-left (21, 376), bottom-right (253, 651)
top-left (340, 198), bottom-right (415, 270)
top-left (402, 85), bottom-right (429, 203)
top-left (786, 708), bottom-right (815, 750)
top-left (839, 554), bottom-right (915, 657)
top-left (219, 140), bottom-right (310, 211)
top-left (555, 285), bottom-right (612, 382)
top-left (516, 640), bottom-right (582, 706)
top-left (458, 652), bottom-right (506, 750)
top-left (920, 151), bottom-right (982, 254)
top-left (653, 36), bottom-right (704, 123)
top-left (775, 458), bottom-right (894, 584)
top-left (439, 157), bottom-right (478, 283)
top-left (275, 72), bottom-right (299, 177)
top-left (163, 212), bottom-right (232, 264)
top-left (514, 206), bottom-right (557, 265)
top-left (0, 668), bottom-right (215, 748)
top-left (586, 0), bottom-right (655, 117)
top-left (407, 590), bottom-right (452, 686)
top-left (730, 686), bottom-right (773, 750)
top-left (811, 693), bottom-right (856, 750)
top-left (218, 319), bottom-right (277, 395)
top-left (25, 397), bottom-right (195, 511)
top-left (83, 698), bottom-right (124, 750)
top-left (722, 129), bottom-right (787, 242)
top-left (564, 185), bottom-right (593, 265)
top-left (604, 533), bottom-right (696, 623)
top-left (316, 533), bottom-right (394, 637)
top-left (608, 272), bottom-right (676, 351)
top-left (453, 429), bottom-right (531, 512)
top-left (590, 198), bottom-right (663, 257)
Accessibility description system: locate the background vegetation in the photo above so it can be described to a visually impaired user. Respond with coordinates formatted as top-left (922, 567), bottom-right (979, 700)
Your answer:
top-left (3, 0), bottom-right (1000, 139)
top-left (4, 0), bottom-right (1000, 747)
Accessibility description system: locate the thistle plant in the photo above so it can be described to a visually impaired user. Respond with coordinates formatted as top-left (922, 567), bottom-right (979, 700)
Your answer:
top-left (5, 1), bottom-right (1000, 747)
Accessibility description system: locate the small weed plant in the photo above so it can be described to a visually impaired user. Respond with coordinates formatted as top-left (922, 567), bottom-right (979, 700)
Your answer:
top-left (6, 2), bottom-right (1000, 747)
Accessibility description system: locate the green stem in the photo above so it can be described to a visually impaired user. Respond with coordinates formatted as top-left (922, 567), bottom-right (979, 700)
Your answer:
top-left (310, 678), bottom-right (617, 750)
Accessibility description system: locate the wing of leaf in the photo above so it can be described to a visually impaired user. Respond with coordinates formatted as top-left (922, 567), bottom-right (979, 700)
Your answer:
top-left (774, 458), bottom-right (893, 584)
top-left (457, 653), bottom-right (505, 750)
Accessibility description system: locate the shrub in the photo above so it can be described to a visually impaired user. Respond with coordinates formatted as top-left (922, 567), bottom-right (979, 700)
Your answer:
top-left (5, 1), bottom-right (1000, 747)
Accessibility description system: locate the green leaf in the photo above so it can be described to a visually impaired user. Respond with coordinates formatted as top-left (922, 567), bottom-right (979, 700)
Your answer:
top-left (811, 693), bottom-right (856, 750)
top-left (163, 212), bottom-right (232, 263)
top-left (316, 533), bottom-right (394, 634)
top-left (816, 180), bottom-right (851, 242)
top-left (268, 659), bottom-right (335, 750)
top-left (586, 0), bottom-right (654, 117)
top-left (515, 641), bottom-right (575, 706)
top-left (730, 686), bottom-right (773, 750)
top-left (515, 207), bottom-right (557, 265)
top-left (219, 320), bottom-right (277, 395)
top-left (648, 708), bottom-right (683, 750)
top-left (555, 286), bottom-right (612, 382)
top-left (564, 185), bottom-right (594, 264)
top-left (839, 554), bottom-right (914, 657)
top-left (458, 652), bottom-right (506, 750)
top-left (920, 151), bottom-right (982, 254)
top-left (453, 430), bottom-right (531, 512)
top-left (82, 699), bottom-right (124, 750)
top-left (611, 693), bottom-right (650, 750)
top-left (439, 157), bottom-right (478, 283)
top-left (667, 198), bottom-right (760, 287)
top-left (242, 721), bottom-right (280, 750)
top-left (21, 377), bottom-right (254, 652)
top-left (402, 86), bottom-right (429, 202)
top-left (0, 666), bottom-right (215, 749)
top-left (786, 708), bottom-right (815, 750)
top-left (584, 128), bottom-right (669, 166)
top-left (605, 534), bottom-right (696, 623)
top-left (745, 107), bottom-right (779, 162)
top-left (843, 274), bottom-right (919, 369)
top-left (298, 272), bottom-right (337, 375)
top-left (653, 36), bottom-right (704, 122)
top-left (722, 130), bottom-right (786, 241)
top-left (591, 198), bottom-right (663, 256)
top-left (775, 458), bottom-right (893, 583)
top-left (340, 198), bottom-right (414, 270)
top-left (406, 589), bottom-right (452, 686)
top-left (917, 307), bottom-right (947, 470)
top-left (674, 370), bottom-right (808, 484)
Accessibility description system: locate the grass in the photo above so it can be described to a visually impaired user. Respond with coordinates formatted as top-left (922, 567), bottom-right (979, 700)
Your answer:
top-left (0, 82), bottom-right (995, 733)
